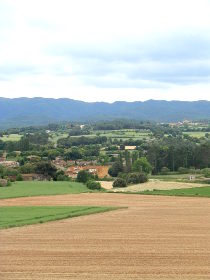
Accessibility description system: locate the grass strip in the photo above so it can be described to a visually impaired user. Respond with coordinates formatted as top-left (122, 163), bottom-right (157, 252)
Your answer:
top-left (0, 206), bottom-right (119, 229)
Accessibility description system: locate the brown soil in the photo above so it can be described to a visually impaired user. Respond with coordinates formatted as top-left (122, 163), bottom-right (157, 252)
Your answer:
top-left (1, 193), bottom-right (210, 279)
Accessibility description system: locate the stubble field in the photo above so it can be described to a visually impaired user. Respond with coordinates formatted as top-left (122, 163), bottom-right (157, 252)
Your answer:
top-left (1, 193), bottom-right (210, 279)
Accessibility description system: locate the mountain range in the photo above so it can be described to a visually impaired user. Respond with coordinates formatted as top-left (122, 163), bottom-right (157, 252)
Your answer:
top-left (0, 97), bottom-right (209, 128)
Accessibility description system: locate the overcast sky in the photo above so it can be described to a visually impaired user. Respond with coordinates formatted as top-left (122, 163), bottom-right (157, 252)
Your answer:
top-left (0, 0), bottom-right (210, 102)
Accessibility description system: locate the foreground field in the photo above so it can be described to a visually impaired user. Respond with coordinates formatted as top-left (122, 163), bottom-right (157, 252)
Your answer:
top-left (0, 206), bottom-right (115, 229)
top-left (0, 181), bottom-right (89, 199)
top-left (1, 193), bottom-right (210, 279)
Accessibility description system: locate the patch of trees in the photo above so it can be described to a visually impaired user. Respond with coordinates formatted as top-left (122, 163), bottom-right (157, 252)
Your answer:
top-left (58, 136), bottom-right (107, 148)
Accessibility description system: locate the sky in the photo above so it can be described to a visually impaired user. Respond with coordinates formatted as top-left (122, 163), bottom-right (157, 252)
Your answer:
top-left (0, 0), bottom-right (210, 102)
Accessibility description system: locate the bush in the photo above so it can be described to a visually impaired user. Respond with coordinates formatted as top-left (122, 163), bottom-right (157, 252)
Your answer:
top-left (160, 167), bottom-right (170, 175)
top-left (126, 172), bottom-right (148, 184)
top-left (201, 168), bottom-right (210, 178)
top-left (86, 180), bottom-right (101, 190)
top-left (56, 174), bottom-right (71, 181)
top-left (16, 174), bottom-right (23, 181)
top-left (77, 170), bottom-right (90, 183)
top-left (0, 179), bottom-right (8, 187)
top-left (113, 178), bottom-right (127, 188)
top-left (108, 161), bottom-right (124, 177)
top-left (138, 173), bottom-right (148, 183)
top-left (127, 173), bottom-right (140, 184)
top-left (7, 180), bottom-right (12, 186)
top-left (178, 167), bottom-right (189, 174)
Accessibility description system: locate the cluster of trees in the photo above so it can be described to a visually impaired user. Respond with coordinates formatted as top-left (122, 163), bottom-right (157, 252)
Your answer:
top-left (108, 153), bottom-right (151, 188)
top-left (57, 136), bottom-right (107, 148)
top-left (145, 137), bottom-right (210, 173)
top-left (76, 170), bottom-right (102, 190)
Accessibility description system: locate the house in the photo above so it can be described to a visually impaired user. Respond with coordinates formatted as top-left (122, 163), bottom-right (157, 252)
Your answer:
top-left (66, 165), bottom-right (110, 179)
top-left (52, 157), bottom-right (67, 169)
top-left (0, 161), bottom-right (19, 168)
top-left (125, 146), bottom-right (136, 150)
top-left (65, 166), bottom-right (83, 179)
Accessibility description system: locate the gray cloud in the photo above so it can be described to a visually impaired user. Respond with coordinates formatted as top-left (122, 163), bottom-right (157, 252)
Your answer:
top-left (46, 32), bottom-right (210, 88)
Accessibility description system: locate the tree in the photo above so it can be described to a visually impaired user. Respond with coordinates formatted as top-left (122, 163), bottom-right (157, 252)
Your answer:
top-left (77, 170), bottom-right (90, 183)
top-left (132, 157), bottom-right (152, 174)
top-left (86, 180), bottom-right (101, 190)
top-left (34, 161), bottom-right (57, 179)
top-left (125, 150), bottom-right (132, 172)
top-left (108, 161), bottom-right (124, 177)
top-left (113, 178), bottom-right (127, 188)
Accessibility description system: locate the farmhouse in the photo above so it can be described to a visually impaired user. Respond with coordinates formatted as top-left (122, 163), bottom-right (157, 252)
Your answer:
top-left (66, 165), bottom-right (110, 179)
top-left (52, 157), bottom-right (67, 169)
top-left (125, 146), bottom-right (136, 150)
top-left (0, 161), bottom-right (19, 168)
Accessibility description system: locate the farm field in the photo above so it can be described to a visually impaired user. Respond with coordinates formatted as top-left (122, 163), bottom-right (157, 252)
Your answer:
top-left (49, 132), bottom-right (69, 143)
top-left (100, 179), bottom-right (208, 192)
top-left (0, 181), bottom-right (90, 199)
top-left (1, 193), bottom-right (210, 279)
top-left (183, 131), bottom-right (207, 138)
top-left (94, 129), bottom-right (150, 140)
top-left (0, 133), bottom-right (22, 142)
top-left (140, 186), bottom-right (210, 197)
top-left (0, 205), bottom-right (115, 229)
top-left (69, 129), bottom-right (151, 140)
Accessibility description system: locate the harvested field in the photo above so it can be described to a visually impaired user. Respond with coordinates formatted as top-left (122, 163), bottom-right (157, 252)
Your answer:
top-left (1, 193), bottom-right (210, 279)
top-left (100, 179), bottom-right (207, 192)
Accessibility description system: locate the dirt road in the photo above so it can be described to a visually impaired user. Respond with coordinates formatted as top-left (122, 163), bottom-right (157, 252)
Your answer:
top-left (1, 193), bottom-right (210, 279)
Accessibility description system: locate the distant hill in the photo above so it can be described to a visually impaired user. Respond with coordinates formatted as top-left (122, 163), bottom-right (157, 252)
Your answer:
top-left (0, 97), bottom-right (209, 128)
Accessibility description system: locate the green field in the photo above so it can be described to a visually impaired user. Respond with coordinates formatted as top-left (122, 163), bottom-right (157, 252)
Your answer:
top-left (183, 131), bottom-right (207, 138)
top-left (49, 132), bottom-right (69, 143)
top-left (0, 181), bottom-right (90, 199)
top-left (0, 134), bottom-right (22, 142)
top-left (0, 206), bottom-right (116, 229)
top-left (94, 129), bottom-right (150, 140)
top-left (70, 129), bottom-right (151, 140)
top-left (140, 186), bottom-right (210, 197)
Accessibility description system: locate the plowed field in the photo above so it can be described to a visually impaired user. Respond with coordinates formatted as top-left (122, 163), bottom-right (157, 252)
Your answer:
top-left (1, 193), bottom-right (210, 279)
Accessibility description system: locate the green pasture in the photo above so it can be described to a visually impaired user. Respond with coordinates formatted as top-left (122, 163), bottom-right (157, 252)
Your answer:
top-left (0, 181), bottom-right (90, 199)
top-left (0, 134), bottom-right (22, 142)
top-left (140, 186), bottom-right (210, 198)
top-left (183, 131), bottom-right (207, 138)
top-left (0, 206), bottom-right (116, 229)
top-left (49, 132), bottom-right (69, 143)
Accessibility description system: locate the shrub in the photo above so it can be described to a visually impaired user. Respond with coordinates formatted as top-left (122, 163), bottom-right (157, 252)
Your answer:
top-left (16, 174), bottom-right (23, 181)
top-left (126, 172), bottom-right (148, 184)
top-left (0, 179), bottom-right (8, 187)
top-left (86, 180), bottom-right (101, 190)
top-left (7, 180), bottom-right (12, 186)
top-left (77, 170), bottom-right (90, 183)
top-left (113, 178), bottom-right (127, 188)
top-left (160, 167), bottom-right (170, 175)
top-left (108, 161), bottom-right (124, 177)
top-left (201, 168), bottom-right (210, 178)
top-left (178, 167), bottom-right (189, 174)
top-left (127, 173), bottom-right (140, 184)
top-left (138, 173), bottom-right (148, 183)
top-left (56, 174), bottom-right (71, 181)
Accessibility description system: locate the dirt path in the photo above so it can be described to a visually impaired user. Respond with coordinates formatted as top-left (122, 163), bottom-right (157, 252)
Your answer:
top-left (1, 193), bottom-right (210, 279)
top-left (100, 180), bottom-right (207, 191)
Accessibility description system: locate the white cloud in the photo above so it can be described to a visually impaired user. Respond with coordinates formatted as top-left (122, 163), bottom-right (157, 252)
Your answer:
top-left (0, 0), bottom-right (210, 101)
